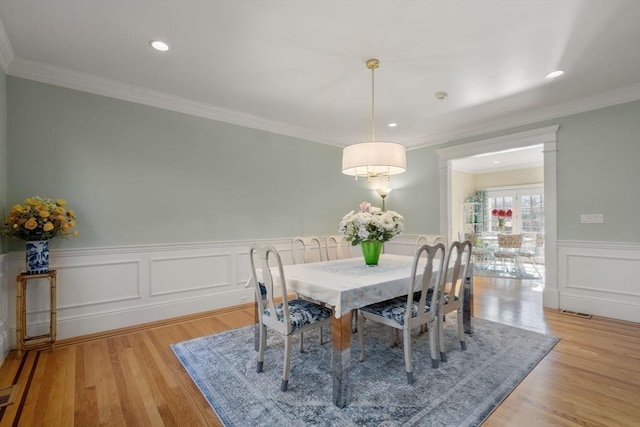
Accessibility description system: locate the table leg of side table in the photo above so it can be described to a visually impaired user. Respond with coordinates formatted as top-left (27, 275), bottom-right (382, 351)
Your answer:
top-left (16, 270), bottom-right (58, 356)
top-left (16, 279), bottom-right (25, 358)
top-left (50, 274), bottom-right (57, 351)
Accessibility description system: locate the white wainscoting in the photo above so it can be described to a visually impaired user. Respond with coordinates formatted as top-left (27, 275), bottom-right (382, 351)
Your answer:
top-left (1, 238), bottom-right (307, 350)
top-left (557, 240), bottom-right (640, 323)
top-left (1, 236), bottom-right (636, 365)
top-left (392, 236), bottom-right (640, 323)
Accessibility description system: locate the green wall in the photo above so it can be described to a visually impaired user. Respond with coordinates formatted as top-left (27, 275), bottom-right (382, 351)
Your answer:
top-left (409, 100), bottom-right (639, 243)
top-left (6, 77), bottom-right (371, 248)
top-left (5, 76), bottom-right (640, 248)
top-left (555, 102), bottom-right (640, 242)
top-left (0, 69), bottom-right (6, 253)
top-left (388, 145), bottom-right (441, 234)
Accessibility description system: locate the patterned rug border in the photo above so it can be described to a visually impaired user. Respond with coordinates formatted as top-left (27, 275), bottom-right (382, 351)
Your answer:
top-left (171, 318), bottom-right (558, 427)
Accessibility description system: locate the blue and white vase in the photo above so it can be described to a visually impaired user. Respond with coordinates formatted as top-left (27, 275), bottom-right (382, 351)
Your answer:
top-left (26, 240), bottom-right (50, 274)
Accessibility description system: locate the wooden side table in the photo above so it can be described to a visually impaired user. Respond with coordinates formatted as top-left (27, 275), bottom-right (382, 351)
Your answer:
top-left (16, 270), bottom-right (57, 357)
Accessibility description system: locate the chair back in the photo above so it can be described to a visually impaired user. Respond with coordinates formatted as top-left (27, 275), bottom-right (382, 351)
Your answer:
top-left (415, 234), bottom-right (448, 252)
top-left (464, 232), bottom-right (481, 247)
top-left (291, 236), bottom-right (324, 264)
top-left (407, 243), bottom-right (447, 323)
top-left (326, 235), bottom-right (351, 260)
top-left (441, 241), bottom-right (473, 312)
top-left (250, 246), bottom-right (291, 333)
top-left (497, 233), bottom-right (522, 249)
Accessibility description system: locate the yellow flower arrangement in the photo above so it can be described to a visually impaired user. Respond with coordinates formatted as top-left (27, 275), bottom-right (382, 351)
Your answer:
top-left (1, 196), bottom-right (78, 241)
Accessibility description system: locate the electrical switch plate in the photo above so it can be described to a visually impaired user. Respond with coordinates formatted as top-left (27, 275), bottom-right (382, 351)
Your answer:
top-left (580, 214), bottom-right (604, 224)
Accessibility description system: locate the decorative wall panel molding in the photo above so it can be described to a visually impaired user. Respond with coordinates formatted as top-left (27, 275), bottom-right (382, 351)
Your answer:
top-left (558, 240), bottom-right (640, 322)
top-left (4, 238), bottom-right (292, 346)
top-left (149, 252), bottom-right (232, 296)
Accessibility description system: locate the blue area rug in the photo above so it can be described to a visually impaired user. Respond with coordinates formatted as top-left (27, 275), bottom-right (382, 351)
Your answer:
top-left (171, 317), bottom-right (558, 426)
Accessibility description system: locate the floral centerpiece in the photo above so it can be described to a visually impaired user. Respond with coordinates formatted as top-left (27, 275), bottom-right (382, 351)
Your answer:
top-left (491, 208), bottom-right (512, 233)
top-left (2, 196), bottom-right (77, 274)
top-left (338, 201), bottom-right (404, 265)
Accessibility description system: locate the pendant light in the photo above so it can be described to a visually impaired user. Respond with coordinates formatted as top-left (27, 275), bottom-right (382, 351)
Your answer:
top-left (342, 59), bottom-right (406, 180)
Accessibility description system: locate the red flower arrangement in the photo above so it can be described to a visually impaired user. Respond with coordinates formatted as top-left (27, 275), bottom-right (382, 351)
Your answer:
top-left (492, 208), bottom-right (513, 228)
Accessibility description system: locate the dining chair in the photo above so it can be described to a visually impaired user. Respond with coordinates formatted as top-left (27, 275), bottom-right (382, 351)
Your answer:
top-left (517, 233), bottom-right (544, 276)
top-left (492, 234), bottom-right (523, 273)
top-left (325, 235), bottom-right (351, 260)
top-left (415, 234), bottom-right (447, 251)
top-left (249, 245), bottom-right (333, 392)
top-left (291, 236), bottom-right (324, 264)
top-left (357, 243), bottom-right (446, 384)
top-left (463, 232), bottom-right (492, 269)
top-left (438, 240), bottom-right (472, 362)
top-left (291, 236), bottom-right (328, 347)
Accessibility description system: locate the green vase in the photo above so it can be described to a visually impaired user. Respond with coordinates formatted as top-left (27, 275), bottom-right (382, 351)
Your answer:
top-left (361, 240), bottom-right (383, 266)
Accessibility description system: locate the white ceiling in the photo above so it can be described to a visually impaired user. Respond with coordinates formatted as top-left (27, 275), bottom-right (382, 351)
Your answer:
top-left (451, 144), bottom-right (543, 174)
top-left (0, 0), bottom-right (638, 151)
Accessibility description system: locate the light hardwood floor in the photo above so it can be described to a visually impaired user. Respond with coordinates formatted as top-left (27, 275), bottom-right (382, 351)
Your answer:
top-left (0, 276), bottom-right (638, 426)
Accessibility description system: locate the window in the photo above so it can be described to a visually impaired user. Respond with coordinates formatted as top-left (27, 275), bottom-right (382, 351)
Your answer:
top-left (486, 185), bottom-right (544, 234)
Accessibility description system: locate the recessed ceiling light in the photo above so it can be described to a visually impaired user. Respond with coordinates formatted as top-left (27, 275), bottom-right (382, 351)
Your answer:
top-left (435, 91), bottom-right (448, 100)
top-left (150, 40), bottom-right (169, 52)
top-left (545, 70), bottom-right (564, 79)
top-left (493, 160), bottom-right (500, 164)
top-left (388, 123), bottom-right (398, 127)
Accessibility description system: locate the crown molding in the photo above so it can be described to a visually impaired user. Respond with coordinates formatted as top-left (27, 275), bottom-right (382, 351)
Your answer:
top-left (0, 17), bottom-right (15, 73)
top-left (6, 57), bottom-right (348, 147)
top-left (4, 54), bottom-right (639, 151)
top-left (407, 83), bottom-right (640, 151)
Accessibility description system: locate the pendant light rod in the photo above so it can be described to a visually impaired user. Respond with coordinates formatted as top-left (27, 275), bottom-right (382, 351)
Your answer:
top-left (367, 58), bottom-right (379, 142)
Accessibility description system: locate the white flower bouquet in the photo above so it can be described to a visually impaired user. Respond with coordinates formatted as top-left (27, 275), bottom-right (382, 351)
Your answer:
top-left (338, 201), bottom-right (404, 246)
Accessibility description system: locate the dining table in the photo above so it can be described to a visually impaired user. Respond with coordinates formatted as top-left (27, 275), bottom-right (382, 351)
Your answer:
top-left (248, 253), bottom-right (474, 408)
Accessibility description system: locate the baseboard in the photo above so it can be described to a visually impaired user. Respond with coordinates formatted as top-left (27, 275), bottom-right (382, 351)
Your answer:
top-left (56, 301), bottom-right (255, 348)
top-left (559, 294), bottom-right (639, 323)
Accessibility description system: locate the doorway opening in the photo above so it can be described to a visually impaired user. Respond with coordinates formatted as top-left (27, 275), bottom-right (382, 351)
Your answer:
top-left (437, 125), bottom-right (559, 309)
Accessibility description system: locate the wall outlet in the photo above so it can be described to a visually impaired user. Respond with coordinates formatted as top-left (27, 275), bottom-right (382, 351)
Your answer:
top-left (580, 213), bottom-right (604, 224)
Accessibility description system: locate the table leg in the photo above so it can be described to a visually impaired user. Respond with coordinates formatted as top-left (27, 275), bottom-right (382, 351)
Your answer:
top-left (331, 315), bottom-right (351, 408)
top-left (464, 270), bottom-right (474, 335)
top-left (16, 279), bottom-right (25, 358)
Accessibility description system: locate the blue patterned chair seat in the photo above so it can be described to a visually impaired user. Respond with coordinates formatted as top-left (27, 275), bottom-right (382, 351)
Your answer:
top-left (442, 294), bottom-right (458, 304)
top-left (265, 299), bottom-right (333, 332)
top-left (360, 296), bottom-right (432, 326)
top-left (258, 282), bottom-right (267, 296)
